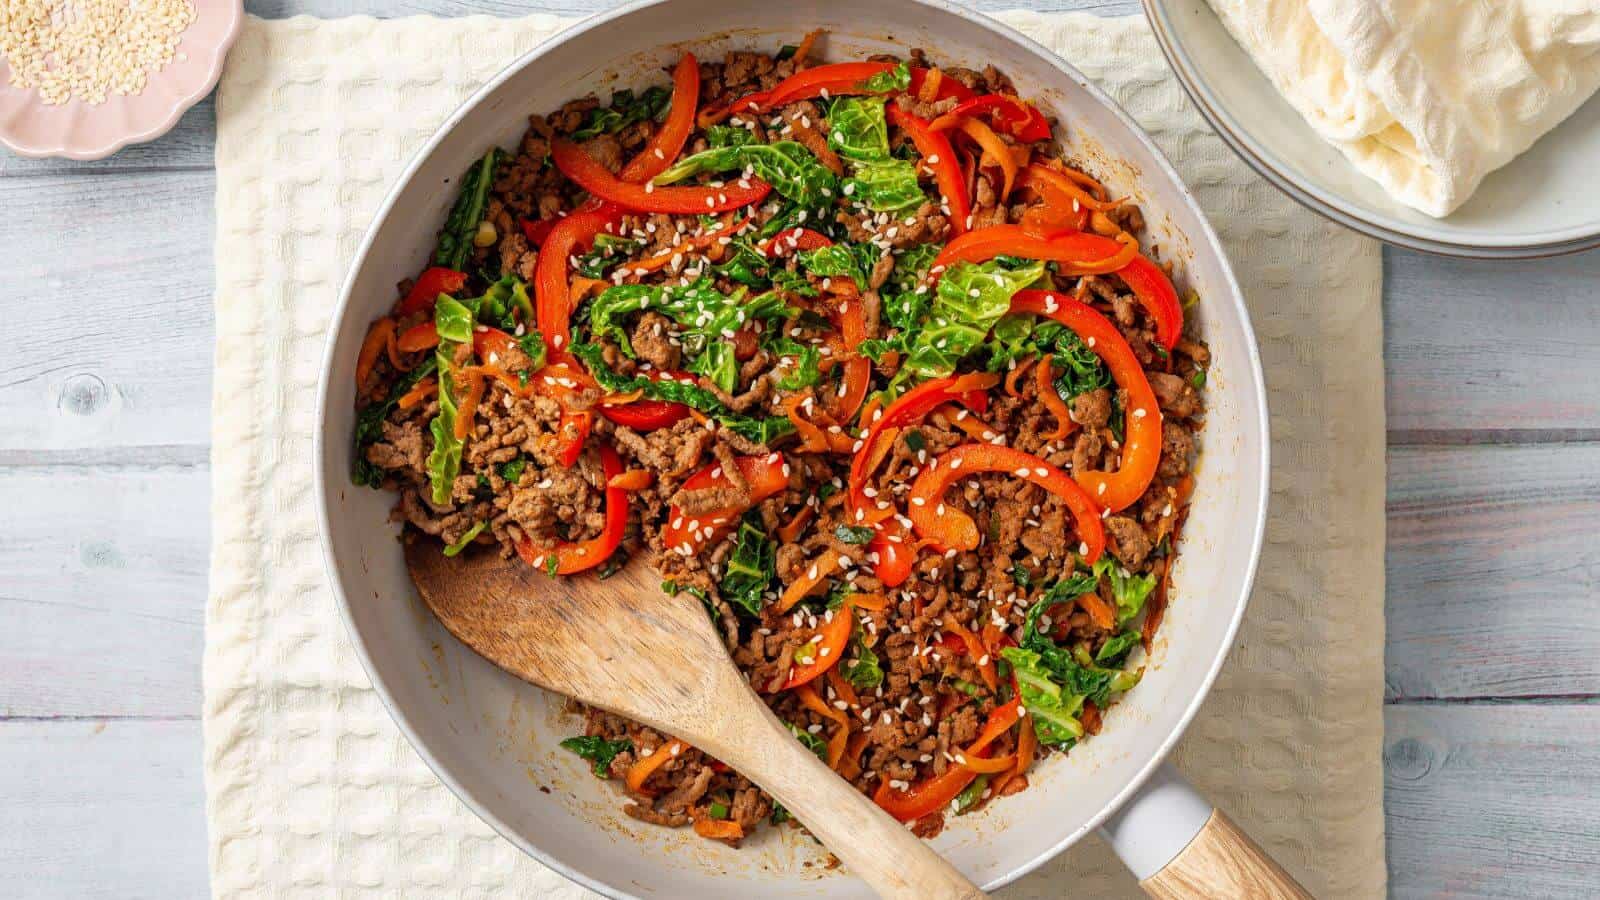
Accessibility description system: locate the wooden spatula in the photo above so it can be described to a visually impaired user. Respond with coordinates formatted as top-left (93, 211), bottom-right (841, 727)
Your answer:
top-left (404, 540), bottom-right (987, 900)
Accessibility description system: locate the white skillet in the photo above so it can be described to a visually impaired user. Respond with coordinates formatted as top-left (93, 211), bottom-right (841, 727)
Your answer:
top-left (314, 0), bottom-right (1285, 895)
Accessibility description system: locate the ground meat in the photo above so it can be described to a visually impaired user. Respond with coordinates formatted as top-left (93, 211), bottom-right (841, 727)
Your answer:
top-left (1072, 429), bottom-right (1104, 474)
top-left (581, 134), bottom-right (624, 173)
top-left (1159, 421), bottom-right (1195, 478)
top-left (610, 420), bottom-right (712, 477)
top-left (1148, 372), bottom-right (1200, 419)
top-left (631, 311), bottom-right (682, 370)
top-left (1105, 515), bottom-right (1153, 568)
top-left (1070, 388), bottom-right (1112, 429)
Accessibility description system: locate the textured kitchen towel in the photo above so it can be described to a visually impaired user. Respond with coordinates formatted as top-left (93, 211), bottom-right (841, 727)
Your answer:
top-left (1206, 0), bottom-right (1600, 216)
top-left (206, 11), bottom-right (1385, 899)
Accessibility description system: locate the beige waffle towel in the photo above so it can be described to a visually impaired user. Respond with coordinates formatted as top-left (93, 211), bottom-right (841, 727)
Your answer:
top-left (206, 11), bottom-right (1386, 898)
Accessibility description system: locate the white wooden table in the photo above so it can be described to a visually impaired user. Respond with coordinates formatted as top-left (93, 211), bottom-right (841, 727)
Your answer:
top-left (3, 0), bottom-right (1599, 896)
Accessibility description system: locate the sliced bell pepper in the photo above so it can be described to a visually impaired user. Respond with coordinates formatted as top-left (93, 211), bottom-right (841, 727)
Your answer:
top-left (396, 321), bottom-right (439, 353)
top-left (930, 224), bottom-right (1136, 278)
top-left (552, 410), bottom-right (593, 468)
top-left (1017, 163), bottom-right (1117, 212)
top-left (618, 53), bottom-right (699, 184)
top-left (534, 204), bottom-right (625, 354)
top-left (907, 66), bottom-right (978, 103)
top-left (868, 518), bottom-right (914, 588)
top-left (887, 105), bottom-right (971, 237)
top-left (552, 139), bottom-right (771, 214)
top-left (734, 63), bottom-right (976, 113)
top-left (930, 114), bottom-right (1020, 200)
top-left (846, 372), bottom-right (999, 524)
top-left (941, 618), bottom-right (999, 691)
top-left (514, 443), bottom-right (628, 574)
top-left (597, 370), bottom-right (695, 430)
top-left (1113, 254), bottom-right (1184, 350)
top-left (1012, 289), bottom-right (1163, 511)
top-left (872, 697), bottom-right (1022, 821)
top-left (794, 681), bottom-right (851, 770)
top-left (692, 818), bottom-right (744, 842)
top-left (395, 266), bottom-right (468, 317)
top-left (759, 226), bottom-right (834, 257)
top-left (519, 216), bottom-right (558, 247)
top-left (660, 452), bottom-right (789, 554)
top-left (906, 442), bottom-right (1105, 562)
top-left (948, 94), bottom-right (1051, 143)
top-left (782, 603), bottom-right (856, 691)
top-left (1037, 353), bottom-right (1076, 441)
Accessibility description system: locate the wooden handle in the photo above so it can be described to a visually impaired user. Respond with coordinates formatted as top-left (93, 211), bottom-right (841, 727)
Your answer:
top-left (692, 672), bottom-right (987, 900)
top-left (1139, 809), bottom-right (1313, 900)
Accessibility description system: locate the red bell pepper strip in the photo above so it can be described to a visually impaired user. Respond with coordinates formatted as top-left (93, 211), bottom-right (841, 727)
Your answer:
top-left (617, 53), bottom-right (699, 184)
top-left (514, 443), bottom-right (627, 575)
top-left (734, 63), bottom-right (976, 113)
top-left (396, 321), bottom-right (439, 353)
top-left (779, 601), bottom-right (856, 690)
top-left (823, 292), bottom-right (871, 424)
top-left (846, 373), bottom-right (999, 524)
top-left (1113, 255), bottom-right (1184, 351)
top-left (868, 519), bottom-right (915, 588)
top-left (906, 442), bottom-right (1105, 562)
top-left (597, 370), bottom-right (696, 430)
top-left (948, 94), bottom-right (1051, 143)
top-left (552, 410), bottom-right (592, 467)
top-left (1011, 290), bottom-right (1163, 511)
top-left (534, 204), bottom-right (625, 354)
top-left (395, 266), bottom-right (468, 317)
top-left (887, 105), bottom-right (971, 237)
top-left (660, 452), bottom-right (790, 554)
top-left (518, 216), bottom-right (558, 247)
top-left (930, 224), bottom-right (1137, 278)
top-left (759, 227), bottom-right (834, 257)
top-left (873, 698), bottom-right (1022, 821)
top-left (552, 139), bottom-right (771, 215)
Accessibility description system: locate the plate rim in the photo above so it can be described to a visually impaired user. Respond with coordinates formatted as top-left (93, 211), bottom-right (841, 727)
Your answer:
top-left (1141, 0), bottom-right (1600, 260)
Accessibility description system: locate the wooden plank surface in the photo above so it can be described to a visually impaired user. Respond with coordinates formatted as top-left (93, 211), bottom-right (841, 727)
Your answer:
top-left (0, 720), bottom-right (209, 900)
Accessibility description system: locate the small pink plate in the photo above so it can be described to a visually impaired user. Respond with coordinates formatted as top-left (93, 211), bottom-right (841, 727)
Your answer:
top-left (0, 0), bottom-right (243, 160)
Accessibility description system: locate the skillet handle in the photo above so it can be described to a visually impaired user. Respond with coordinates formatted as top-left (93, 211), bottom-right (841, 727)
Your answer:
top-left (1099, 763), bottom-right (1313, 899)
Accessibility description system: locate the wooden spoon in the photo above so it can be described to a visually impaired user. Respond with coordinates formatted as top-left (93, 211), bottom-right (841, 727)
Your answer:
top-left (405, 540), bottom-right (987, 900)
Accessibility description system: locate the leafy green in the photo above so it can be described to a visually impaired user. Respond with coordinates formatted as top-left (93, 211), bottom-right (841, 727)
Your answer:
top-left (571, 86), bottom-right (671, 141)
top-left (1190, 368), bottom-right (1207, 389)
top-left (352, 357), bottom-right (438, 487)
top-left (516, 332), bottom-right (548, 374)
top-left (858, 61), bottom-right (911, 94)
top-left (1011, 562), bottom-right (1034, 591)
top-left (434, 148), bottom-right (504, 271)
top-left (654, 141), bottom-right (838, 206)
top-left (707, 800), bottom-right (730, 819)
top-left (560, 735), bottom-right (633, 777)
top-left (787, 723), bottom-right (829, 761)
top-left (954, 774), bottom-right (990, 814)
top-left (842, 632), bottom-right (884, 690)
top-left (843, 158), bottom-right (925, 212)
top-left (720, 513), bottom-right (776, 617)
top-left (887, 243), bottom-right (942, 295)
top-left (498, 457), bottom-right (526, 484)
top-left (575, 233), bottom-right (646, 279)
top-left (770, 266), bottom-right (820, 298)
top-left (706, 124), bottom-right (758, 148)
top-left (1102, 558), bottom-right (1157, 625)
top-left (772, 340), bottom-right (822, 391)
top-left (827, 96), bottom-right (890, 161)
top-left (442, 521), bottom-right (488, 557)
top-left (1096, 630), bottom-right (1143, 666)
top-left (833, 524), bottom-right (875, 544)
top-left (1001, 646), bottom-right (1087, 747)
top-left (570, 342), bottom-right (795, 443)
top-left (426, 296), bottom-right (478, 505)
top-left (755, 199), bottom-right (835, 241)
top-left (900, 259), bottom-right (1047, 379)
top-left (797, 242), bottom-right (883, 291)
top-left (713, 235), bottom-right (773, 288)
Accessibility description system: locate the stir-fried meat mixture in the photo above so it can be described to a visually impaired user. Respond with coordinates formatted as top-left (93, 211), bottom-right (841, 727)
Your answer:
top-left (352, 35), bottom-right (1206, 846)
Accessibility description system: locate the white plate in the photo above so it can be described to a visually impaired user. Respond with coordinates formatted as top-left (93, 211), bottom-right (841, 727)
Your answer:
top-left (1144, 0), bottom-right (1600, 259)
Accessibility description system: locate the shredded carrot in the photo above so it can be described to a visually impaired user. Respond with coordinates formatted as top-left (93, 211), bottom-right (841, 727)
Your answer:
top-left (687, 407), bottom-right (711, 425)
top-left (775, 548), bottom-right (843, 613)
top-left (625, 739), bottom-right (686, 795)
top-left (949, 371), bottom-right (1001, 394)
top-left (607, 469), bottom-right (654, 491)
top-left (795, 682), bottom-right (850, 769)
top-left (838, 731), bottom-right (871, 781)
top-left (955, 751), bottom-right (1017, 775)
top-left (1044, 159), bottom-right (1113, 202)
top-left (847, 592), bottom-right (889, 613)
top-left (384, 322), bottom-right (410, 372)
top-left (692, 818), bottom-right (744, 841)
top-left (938, 404), bottom-right (999, 442)
top-left (776, 505), bottom-right (815, 544)
top-left (396, 377), bottom-right (438, 410)
top-left (1078, 590), bottom-right (1117, 631)
top-left (943, 618), bottom-right (998, 691)
top-left (697, 104), bottom-right (733, 128)
top-left (825, 666), bottom-right (859, 709)
top-left (792, 28), bottom-right (823, 69)
top-left (355, 317), bottom-right (396, 389)
top-left (1056, 231), bottom-right (1141, 276)
top-left (993, 713), bottom-right (1037, 796)
top-left (1019, 162), bottom-right (1119, 212)
top-left (918, 67), bottom-right (943, 103)
top-left (1089, 210), bottom-right (1122, 237)
top-left (856, 425), bottom-right (900, 494)
top-left (931, 115), bottom-right (1021, 200)
top-left (1004, 354), bottom-right (1037, 397)
top-left (1037, 354), bottom-right (1075, 441)
top-left (1175, 474), bottom-right (1196, 505)
top-left (453, 369), bottom-right (486, 440)
top-left (782, 394), bottom-right (832, 453)
top-left (598, 389), bottom-right (646, 406)
top-left (859, 394), bottom-right (884, 431)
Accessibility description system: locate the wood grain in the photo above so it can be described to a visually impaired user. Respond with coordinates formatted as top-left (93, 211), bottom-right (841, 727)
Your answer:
top-left (0, 466), bottom-right (207, 718)
top-left (1386, 443), bottom-right (1600, 700)
top-left (1140, 810), bottom-right (1312, 900)
top-left (0, 172), bottom-right (216, 456)
top-left (406, 544), bottom-right (987, 899)
top-left (0, 720), bottom-right (209, 900)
